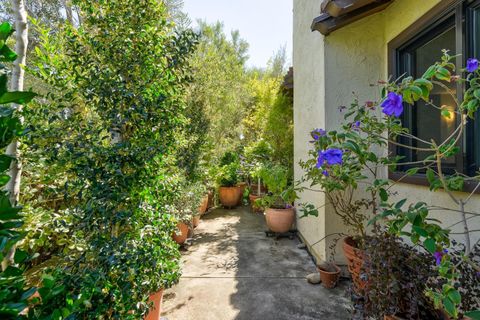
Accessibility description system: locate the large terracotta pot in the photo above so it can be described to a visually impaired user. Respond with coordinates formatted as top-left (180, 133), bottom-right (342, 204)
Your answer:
top-left (192, 215), bottom-right (200, 228)
top-left (248, 194), bottom-right (263, 213)
top-left (144, 290), bottom-right (164, 320)
top-left (198, 195), bottom-right (209, 215)
top-left (265, 207), bottom-right (295, 233)
top-left (342, 236), bottom-right (367, 293)
top-left (318, 264), bottom-right (341, 289)
top-left (218, 186), bottom-right (241, 208)
top-left (172, 222), bottom-right (189, 244)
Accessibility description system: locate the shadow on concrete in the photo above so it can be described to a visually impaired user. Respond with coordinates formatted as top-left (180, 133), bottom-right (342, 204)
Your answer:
top-left (162, 206), bottom-right (351, 320)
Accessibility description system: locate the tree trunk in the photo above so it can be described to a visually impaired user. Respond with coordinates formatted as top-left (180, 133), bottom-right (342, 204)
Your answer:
top-left (2, 0), bottom-right (28, 271)
top-left (7, 0), bottom-right (28, 206)
top-left (62, 0), bottom-right (73, 24)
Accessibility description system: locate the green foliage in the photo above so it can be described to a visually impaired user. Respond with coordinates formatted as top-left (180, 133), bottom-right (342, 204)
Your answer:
top-left (26, 0), bottom-right (198, 317)
top-left (188, 21), bottom-right (250, 158)
top-left (216, 162), bottom-right (239, 187)
top-left (0, 22), bottom-right (37, 319)
top-left (257, 164), bottom-right (297, 209)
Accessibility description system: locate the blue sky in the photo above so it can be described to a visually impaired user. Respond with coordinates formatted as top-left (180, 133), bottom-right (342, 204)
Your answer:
top-left (183, 0), bottom-right (293, 69)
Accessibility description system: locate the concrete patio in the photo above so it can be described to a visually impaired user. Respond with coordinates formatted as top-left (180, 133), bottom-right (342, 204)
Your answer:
top-left (162, 206), bottom-right (351, 320)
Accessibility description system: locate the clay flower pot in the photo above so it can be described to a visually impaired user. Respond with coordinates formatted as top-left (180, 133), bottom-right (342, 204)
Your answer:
top-left (265, 207), bottom-right (295, 233)
top-left (318, 264), bottom-right (341, 289)
top-left (172, 222), bottom-right (189, 245)
top-left (248, 194), bottom-right (263, 213)
top-left (218, 186), bottom-right (241, 208)
top-left (198, 195), bottom-right (209, 215)
top-left (192, 215), bottom-right (201, 228)
top-left (342, 236), bottom-right (367, 293)
top-left (144, 289), bottom-right (164, 320)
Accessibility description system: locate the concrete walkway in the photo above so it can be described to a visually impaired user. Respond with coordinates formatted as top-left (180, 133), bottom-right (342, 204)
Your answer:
top-left (162, 206), bottom-right (351, 320)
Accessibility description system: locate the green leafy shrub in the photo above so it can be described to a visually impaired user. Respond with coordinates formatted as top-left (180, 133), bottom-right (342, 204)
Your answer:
top-left (27, 0), bottom-right (198, 317)
top-left (216, 162), bottom-right (239, 187)
top-left (257, 164), bottom-right (297, 209)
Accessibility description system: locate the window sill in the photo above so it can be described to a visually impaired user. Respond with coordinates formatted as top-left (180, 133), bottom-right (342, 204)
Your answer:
top-left (389, 171), bottom-right (480, 195)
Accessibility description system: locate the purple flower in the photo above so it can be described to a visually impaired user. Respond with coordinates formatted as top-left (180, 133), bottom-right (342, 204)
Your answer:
top-left (352, 121), bottom-right (361, 131)
top-left (381, 92), bottom-right (404, 117)
top-left (311, 128), bottom-right (326, 141)
top-left (317, 148), bottom-right (343, 168)
top-left (322, 170), bottom-right (329, 177)
top-left (433, 249), bottom-right (448, 265)
top-left (467, 58), bottom-right (479, 73)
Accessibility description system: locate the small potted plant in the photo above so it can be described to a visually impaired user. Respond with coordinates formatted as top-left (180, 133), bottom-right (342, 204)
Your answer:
top-left (172, 182), bottom-right (204, 244)
top-left (317, 261), bottom-right (341, 289)
top-left (257, 164), bottom-right (297, 233)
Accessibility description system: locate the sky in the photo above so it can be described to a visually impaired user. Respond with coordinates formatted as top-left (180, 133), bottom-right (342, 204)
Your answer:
top-left (183, 0), bottom-right (293, 69)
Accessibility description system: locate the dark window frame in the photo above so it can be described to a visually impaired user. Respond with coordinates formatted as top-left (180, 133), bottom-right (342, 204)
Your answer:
top-left (388, 0), bottom-right (480, 193)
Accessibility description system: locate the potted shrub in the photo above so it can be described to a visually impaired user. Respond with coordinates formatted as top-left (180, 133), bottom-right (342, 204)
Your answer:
top-left (172, 182), bottom-right (204, 244)
top-left (216, 151), bottom-right (242, 208)
top-left (257, 165), bottom-right (297, 233)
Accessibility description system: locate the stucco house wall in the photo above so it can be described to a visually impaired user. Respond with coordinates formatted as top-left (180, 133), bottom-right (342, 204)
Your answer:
top-left (293, 0), bottom-right (480, 264)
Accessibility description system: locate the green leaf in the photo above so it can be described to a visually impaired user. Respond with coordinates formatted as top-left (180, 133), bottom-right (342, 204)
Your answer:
top-left (424, 238), bottom-right (436, 253)
top-left (414, 78), bottom-right (433, 90)
top-left (442, 297), bottom-right (456, 317)
top-left (0, 91), bottom-right (37, 105)
top-left (379, 188), bottom-right (388, 201)
top-left (410, 86), bottom-right (423, 101)
top-left (436, 67), bottom-right (451, 82)
top-left (465, 311), bottom-right (480, 320)
top-left (422, 65), bottom-right (437, 79)
top-left (448, 289), bottom-right (461, 305)
top-left (412, 225), bottom-right (428, 237)
top-left (441, 109), bottom-right (452, 119)
top-left (0, 22), bottom-right (12, 40)
top-left (0, 44), bottom-right (17, 62)
top-left (426, 169), bottom-right (436, 184)
top-left (395, 199), bottom-right (407, 209)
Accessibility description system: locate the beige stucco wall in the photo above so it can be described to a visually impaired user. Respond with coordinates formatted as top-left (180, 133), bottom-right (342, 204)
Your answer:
top-left (294, 0), bottom-right (480, 264)
top-left (293, 0), bottom-right (327, 261)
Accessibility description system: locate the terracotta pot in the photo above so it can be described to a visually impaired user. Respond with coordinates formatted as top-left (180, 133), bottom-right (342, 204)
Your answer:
top-left (172, 222), bottom-right (189, 244)
top-left (248, 194), bottom-right (263, 213)
top-left (218, 186), bottom-right (241, 208)
top-left (250, 183), bottom-right (267, 195)
top-left (318, 264), bottom-right (341, 289)
top-left (207, 190), bottom-right (214, 209)
top-left (342, 237), bottom-right (367, 293)
top-left (192, 215), bottom-right (200, 228)
top-left (144, 289), bottom-right (164, 320)
top-left (198, 195), bottom-right (209, 215)
top-left (265, 207), bottom-right (295, 233)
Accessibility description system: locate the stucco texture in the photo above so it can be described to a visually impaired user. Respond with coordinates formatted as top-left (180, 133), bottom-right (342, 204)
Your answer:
top-left (293, 0), bottom-right (480, 263)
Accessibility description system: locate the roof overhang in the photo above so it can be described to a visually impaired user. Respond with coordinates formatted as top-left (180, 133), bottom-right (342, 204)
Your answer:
top-left (312, 0), bottom-right (393, 35)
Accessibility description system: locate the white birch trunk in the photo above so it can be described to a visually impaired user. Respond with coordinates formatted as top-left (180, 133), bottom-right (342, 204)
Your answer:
top-left (2, 0), bottom-right (28, 271)
top-left (6, 0), bottom-right (28, 205)
top-left (62, 0), bottom-right (74, 24)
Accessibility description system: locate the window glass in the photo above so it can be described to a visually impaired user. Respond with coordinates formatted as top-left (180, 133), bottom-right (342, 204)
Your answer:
top-left (414, 27), bottom-right (456, 164)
